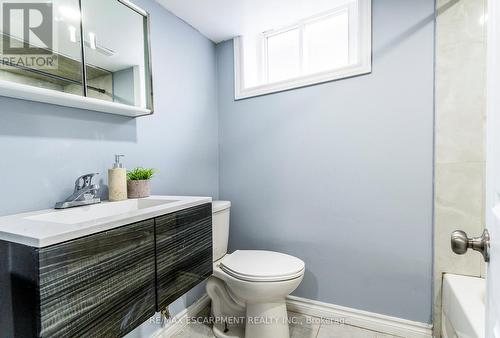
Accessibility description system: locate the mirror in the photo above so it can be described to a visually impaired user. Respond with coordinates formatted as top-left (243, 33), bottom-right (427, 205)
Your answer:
top-left (80, 0), bottom-right (152, 109)
top-left (0, 0), bottom-right (153, 116)
top-left (0, 0), bottom-right (85, 94)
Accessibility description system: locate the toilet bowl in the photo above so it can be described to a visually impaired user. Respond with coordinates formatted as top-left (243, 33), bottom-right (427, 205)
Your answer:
top-left (207, 201), bottom-right (305, 338)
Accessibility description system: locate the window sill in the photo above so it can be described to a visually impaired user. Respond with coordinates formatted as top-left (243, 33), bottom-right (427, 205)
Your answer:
top-left (234, 62), bottom-right (371, 100)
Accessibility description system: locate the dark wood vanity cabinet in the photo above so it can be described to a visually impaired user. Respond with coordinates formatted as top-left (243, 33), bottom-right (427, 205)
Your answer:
top-left (155, 203), bottom-right (213, 310)
top-left (0, 203), bottom-right (213, 338)
top-left (38, 219), bottom-right (156, 337)
top-left (0, 219), bottom-right (156, 338)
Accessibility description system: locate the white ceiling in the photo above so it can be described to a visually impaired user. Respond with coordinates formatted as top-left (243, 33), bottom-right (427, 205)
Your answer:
top-left (155, 0), bottom-right (351, 43)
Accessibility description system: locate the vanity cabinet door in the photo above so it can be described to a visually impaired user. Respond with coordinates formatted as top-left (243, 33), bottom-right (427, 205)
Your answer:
top-left (156, 203), bottom-right (212, 310)
top-left (37, 219), bottom-right (156, 338)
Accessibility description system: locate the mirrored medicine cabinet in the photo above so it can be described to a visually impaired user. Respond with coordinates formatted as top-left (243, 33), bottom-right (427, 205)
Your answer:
top-left (0, 0), bottom-right (153, 117)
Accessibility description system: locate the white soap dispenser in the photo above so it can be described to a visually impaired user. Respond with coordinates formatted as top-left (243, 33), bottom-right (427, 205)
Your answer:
top-left (108, 154), bottom-right (127, 202)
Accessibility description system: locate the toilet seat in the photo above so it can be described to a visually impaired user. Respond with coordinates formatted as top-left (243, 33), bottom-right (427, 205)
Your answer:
top-left (219, 250), bottom-right (305, 282)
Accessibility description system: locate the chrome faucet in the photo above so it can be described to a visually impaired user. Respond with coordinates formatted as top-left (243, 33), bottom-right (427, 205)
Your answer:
top-left (55, 173), bottom-right (101, 209)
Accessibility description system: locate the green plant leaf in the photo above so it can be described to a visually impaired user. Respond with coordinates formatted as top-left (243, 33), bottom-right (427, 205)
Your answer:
top-left (127, 167), bottom-right (155, 180)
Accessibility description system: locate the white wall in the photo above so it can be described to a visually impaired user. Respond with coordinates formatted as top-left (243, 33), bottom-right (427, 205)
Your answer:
top-left (433, 0), bottom-right (488, 335)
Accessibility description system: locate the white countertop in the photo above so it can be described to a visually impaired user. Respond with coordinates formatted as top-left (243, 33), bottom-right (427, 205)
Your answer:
top-left (0, 195), bottom-right (212, 248)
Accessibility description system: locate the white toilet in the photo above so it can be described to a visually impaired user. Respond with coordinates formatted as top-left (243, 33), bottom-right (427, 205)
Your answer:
top-left (207, 201), bottom-right (305, 338)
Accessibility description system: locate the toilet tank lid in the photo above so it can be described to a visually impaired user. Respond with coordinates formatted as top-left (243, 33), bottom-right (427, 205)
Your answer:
top-left (213, 201), bottom-right (231, 213)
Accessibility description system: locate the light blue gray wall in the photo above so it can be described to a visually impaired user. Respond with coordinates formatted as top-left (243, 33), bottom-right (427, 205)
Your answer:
top-left (0, 0), bottom-right (218, 333)
top-left (216, 0), bottom-right (435, 323)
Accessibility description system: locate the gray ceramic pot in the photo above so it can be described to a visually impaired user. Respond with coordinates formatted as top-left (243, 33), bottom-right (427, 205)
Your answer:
top-left (127, 180), bottom-right (151, 198)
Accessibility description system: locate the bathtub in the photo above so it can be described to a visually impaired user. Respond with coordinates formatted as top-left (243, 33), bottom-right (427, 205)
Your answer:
top-left (442, 274), bottom-right (485, 338)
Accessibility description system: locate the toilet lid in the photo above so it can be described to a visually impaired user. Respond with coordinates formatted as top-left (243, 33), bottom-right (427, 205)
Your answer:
top-left (220, 250), bottom-right (305, 282)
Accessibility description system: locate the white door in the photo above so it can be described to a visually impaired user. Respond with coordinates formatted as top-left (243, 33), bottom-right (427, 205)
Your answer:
top-left (485, 0), bottom-right (500, 336)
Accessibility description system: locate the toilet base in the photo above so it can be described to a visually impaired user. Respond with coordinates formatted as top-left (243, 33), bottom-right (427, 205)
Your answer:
top-left (207, 276), bottom-right (292, 338)
top-left (213, 322), bottom-right (245, 338)
top-left (245, 301), bottom-right (289, 338)
top-left (207, 276), bottom-right (246, 338)
top-left (211, 302), bottom-right (290, 338)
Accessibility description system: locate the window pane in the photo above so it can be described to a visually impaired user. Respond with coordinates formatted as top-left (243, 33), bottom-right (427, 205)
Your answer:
top-left (304, 11), bottom-right (349, 74)
top-left (242, 35), bottom-right (263, 89)
top-left (267, 28), bottom-right (300, 83)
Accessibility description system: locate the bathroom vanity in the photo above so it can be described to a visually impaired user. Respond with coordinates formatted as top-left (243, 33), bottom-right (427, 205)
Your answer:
top-left (0, 196), bottom-right (212, 338)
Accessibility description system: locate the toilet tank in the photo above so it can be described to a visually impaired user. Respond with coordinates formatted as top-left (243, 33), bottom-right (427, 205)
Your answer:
top-left (212, 201), bottom-right (231, 261)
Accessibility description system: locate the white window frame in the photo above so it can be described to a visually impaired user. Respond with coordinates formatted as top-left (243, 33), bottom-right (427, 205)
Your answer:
top-left (234, 0), bottom-right (372, 100)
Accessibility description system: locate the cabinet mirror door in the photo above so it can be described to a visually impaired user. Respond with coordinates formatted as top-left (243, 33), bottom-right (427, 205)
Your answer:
top-left (80, 0), bottom-right (153, 110)
top-left (0, 0), bottom-right (85, 95)
top-left (0, 0), bottom-right (153, 116)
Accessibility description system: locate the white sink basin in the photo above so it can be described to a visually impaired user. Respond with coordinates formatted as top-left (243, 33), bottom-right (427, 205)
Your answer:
top-left (26, 199), bottom-right (179, 225)
top-left (0, 195), bottom-right (211, 247)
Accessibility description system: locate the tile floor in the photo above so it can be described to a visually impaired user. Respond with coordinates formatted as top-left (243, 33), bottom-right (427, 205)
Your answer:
top-left (170, 306), bottom-right (399, 338)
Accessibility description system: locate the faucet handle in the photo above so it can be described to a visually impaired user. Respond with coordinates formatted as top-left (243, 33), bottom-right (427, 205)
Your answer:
top-left (74, 173), bottom-right (99, 191)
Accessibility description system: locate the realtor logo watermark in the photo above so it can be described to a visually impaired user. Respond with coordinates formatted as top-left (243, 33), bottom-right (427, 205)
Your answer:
top-left (1, 1), bottom-right (57, 69)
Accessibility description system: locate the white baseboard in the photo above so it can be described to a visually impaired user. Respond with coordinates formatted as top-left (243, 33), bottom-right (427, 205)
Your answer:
top-left (153, 294), bottom-right (211, 338)
top-left (287, 295), bottom-right (433, 338)
top-left (154, 293), bottom-right (433, 338)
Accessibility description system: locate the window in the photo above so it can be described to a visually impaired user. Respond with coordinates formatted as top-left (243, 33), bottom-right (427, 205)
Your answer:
top-left (304, 10), bottom-right (349, 74)
top-left (267, 28), bottom-right (301, 83)
top-left (234, 0), bottom-right (371, 99)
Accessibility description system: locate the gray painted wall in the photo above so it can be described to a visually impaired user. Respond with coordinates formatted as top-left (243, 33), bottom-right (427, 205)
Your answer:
top-left (216, 0), bottom-right (435, 323)
top-left (0, 0), bottom-right (218, 334)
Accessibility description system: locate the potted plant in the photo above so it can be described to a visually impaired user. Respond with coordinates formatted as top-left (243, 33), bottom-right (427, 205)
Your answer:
top-left (127, 167), bottom-right (155, 198)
